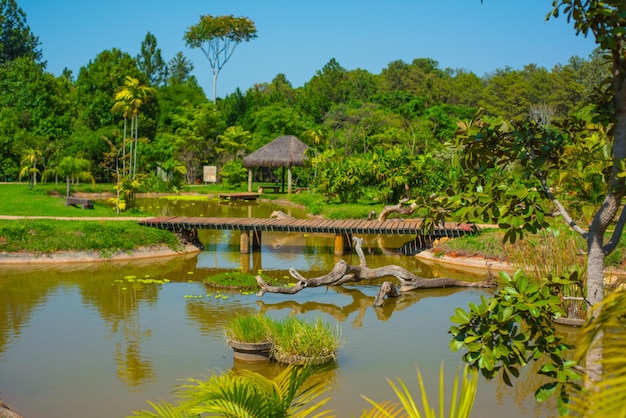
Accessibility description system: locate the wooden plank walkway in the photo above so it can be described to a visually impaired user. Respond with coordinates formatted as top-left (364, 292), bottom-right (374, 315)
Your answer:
top-left (138, 216), bottom-right (474, 237)
top-left (218, 192), bottom-right (260, 201)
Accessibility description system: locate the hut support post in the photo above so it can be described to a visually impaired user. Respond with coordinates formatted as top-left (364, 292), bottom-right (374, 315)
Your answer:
top-left (247, 168), bottom-right (253, 192)
top-left (334, 232), bottom-right (352, 256)
top-left (288, 167), bottom-right (292, 194)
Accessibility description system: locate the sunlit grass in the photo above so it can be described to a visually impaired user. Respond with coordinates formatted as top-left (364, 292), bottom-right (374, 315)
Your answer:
top-left (225, 313), bottom-right (274, 343)
top-left (0, 219), bottom-right (181, 254)
top-left (271, 316), bottom-right (342, 361)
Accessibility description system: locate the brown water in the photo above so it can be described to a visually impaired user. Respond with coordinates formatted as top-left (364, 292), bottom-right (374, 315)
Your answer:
top-left (0, 197), bottom-right (566, 417)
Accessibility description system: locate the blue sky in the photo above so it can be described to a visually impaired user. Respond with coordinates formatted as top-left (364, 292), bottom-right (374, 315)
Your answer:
top-left (20, 0), bottom-right (598, 99)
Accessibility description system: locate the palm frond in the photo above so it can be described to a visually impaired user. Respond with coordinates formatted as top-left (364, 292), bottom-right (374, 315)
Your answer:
top-left (361, 364), bottom-right (477, 418)
top-left (127, 399), bottom-right (189, 418)
top-left (568, 290), bottom-right (626, 416)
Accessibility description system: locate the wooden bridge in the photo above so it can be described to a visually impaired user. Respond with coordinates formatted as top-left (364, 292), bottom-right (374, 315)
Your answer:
top-left (138, 216), bottom-right (475, 255)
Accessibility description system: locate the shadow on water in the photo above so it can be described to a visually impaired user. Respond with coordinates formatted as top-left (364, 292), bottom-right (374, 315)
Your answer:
top-left (0, 196), bottom-right (569, 418)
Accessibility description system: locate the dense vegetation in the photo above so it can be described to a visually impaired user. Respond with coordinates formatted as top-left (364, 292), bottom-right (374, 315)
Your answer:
top-left (5, 0), bottom-right (626, 414)
top-left (0, 0), bottom-right (610, 210)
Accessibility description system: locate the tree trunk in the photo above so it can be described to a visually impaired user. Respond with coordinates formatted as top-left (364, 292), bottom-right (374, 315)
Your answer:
top-left (255, 236), bottom-right (494, 305)
top-left (583, 49), bottom-right (626, 386)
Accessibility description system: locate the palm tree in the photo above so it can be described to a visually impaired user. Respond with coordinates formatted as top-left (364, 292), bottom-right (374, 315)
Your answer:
top-left (361, 364), bottom-right (477, 418)
top-left (56, 156), bottom-right (94, 197)
top-left (19, 148), bottom-right (42, 189)
top-left (112, 76), bottom-right (156, 178)
top-left (566, 289), bottom-right (626, 416)
top-left (129, 364), bottom-right (333, 418)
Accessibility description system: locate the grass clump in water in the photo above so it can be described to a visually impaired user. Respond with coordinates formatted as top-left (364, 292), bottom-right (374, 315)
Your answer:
top-left (271, 316), bottom-right (342, 362)
top-left (225, 314), bottom-right (274, 343)
top-left (205, 271), bottom-right (289, 291)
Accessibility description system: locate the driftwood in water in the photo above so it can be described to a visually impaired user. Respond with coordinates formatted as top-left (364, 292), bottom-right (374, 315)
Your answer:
top-left (270, 210), bottom-right (295, 220)
top-left (256, 237), bottom-right (495, 306)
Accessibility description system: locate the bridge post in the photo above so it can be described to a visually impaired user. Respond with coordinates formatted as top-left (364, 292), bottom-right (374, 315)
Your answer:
top-left (334, 233), bottom-right (352, 256)
top-left (252, 231), bottom-right (262, 250)
top-left (240, 231), bottom-right (250, 254)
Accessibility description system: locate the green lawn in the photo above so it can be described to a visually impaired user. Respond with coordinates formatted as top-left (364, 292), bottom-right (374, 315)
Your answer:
top-left (0, 183), bottom-right (131, 217)
top-left (0, 183), bottom-right (180, 254)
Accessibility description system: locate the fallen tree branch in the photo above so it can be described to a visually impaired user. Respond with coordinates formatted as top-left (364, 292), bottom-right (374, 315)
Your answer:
top-left (256, 236), bottom-right (495, 305)
top-left (378, 198), bottom-right (418, 221)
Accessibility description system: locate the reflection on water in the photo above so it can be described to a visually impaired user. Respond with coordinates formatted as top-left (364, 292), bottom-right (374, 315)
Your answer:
top-left (0, 197), bottom-right (568, 418)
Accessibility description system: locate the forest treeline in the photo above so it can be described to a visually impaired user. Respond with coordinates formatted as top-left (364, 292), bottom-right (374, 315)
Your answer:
top-left (0, 0), bottom-right (609, 204)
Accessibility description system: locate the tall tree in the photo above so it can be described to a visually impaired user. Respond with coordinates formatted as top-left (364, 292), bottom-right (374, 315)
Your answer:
top-left (112, 76), bottom-right (156, 178)
top-left (299, 58), bottom-right (348, 124)
top-left (0, 0), bottom-right (41, 64)
top-left (549, 0), bottom-right (626, 387)
top-left (184, 15), bottom-right (257, 103)
top-left (167, 51), bottom-right (194, 85)
top-left (136, 32), bottom-right (167, 86)
top-left (448, 0), bottom-right (626, 399)
top-left (74, 48), bottom-right (142, 130)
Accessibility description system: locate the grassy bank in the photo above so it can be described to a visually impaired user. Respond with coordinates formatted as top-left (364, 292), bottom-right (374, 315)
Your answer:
top-left (0, 183), bottom-right (181, 255)
top-left (3, 182), bottom-right (624, 271)
top-left (0, 182), bottom-right (126, 217)
top-left (0, 219), bottom-right (181, 255)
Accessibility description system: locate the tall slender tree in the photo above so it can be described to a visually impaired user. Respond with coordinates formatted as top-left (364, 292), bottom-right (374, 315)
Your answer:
top-left (184, 15), bottom-right (257, 103)
top-left (0, 0), bottom-right (42, 64)
top-left (112, 76), bottom-right (156, 178)
top-left (137, 32), bottom-right (167, 86)
top-left (167, 51), bottom-right (194, 85)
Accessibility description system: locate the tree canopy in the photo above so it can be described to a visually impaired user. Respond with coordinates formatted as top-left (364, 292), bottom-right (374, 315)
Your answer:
top-left (184, 15), bottom-right (257, 103)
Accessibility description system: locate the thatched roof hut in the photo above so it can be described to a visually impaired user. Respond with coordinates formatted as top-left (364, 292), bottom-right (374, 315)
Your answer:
top-left (243, 135), bottom-right (309, 194)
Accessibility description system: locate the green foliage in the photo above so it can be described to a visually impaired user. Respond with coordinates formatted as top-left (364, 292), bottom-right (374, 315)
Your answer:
top-left (19, 147), bottom-right (42, 188)
top-left (0, 0), bottom-right (42, 64)
top-left (184, 14), bottom-right (257, 103)
top-left (114, 175), bottom-right (145, 211)
top-left (566, 290), bottom-right (626, 416)
top-left (449, 270), bottom-right (581, 413)
top-left (216, 125), bottom-right (250, 163)
top-left (205, 271), bottom-right (285, 291)
top-left (219, 160), bottom-right (247, 189)
top-left (362, 364), bottom-right (477, 418)
top-left (44, 155), bottom-right (94, 197)
top-left (271, 316), bottom-right (342, 362)
top-left (434, 228), bottom-right (508, 260)
top-left (129, 364), bottom-right (333, 418)
top-left (136, 32), bottom-right (167, 87)
top-left (0, 219), bottom-right (180, 254)
top-left (225, 314), bottom-right (273, 343)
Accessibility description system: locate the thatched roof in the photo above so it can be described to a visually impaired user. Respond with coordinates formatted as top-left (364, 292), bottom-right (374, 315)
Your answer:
top-left (243, 135), bottom-right (309, 168)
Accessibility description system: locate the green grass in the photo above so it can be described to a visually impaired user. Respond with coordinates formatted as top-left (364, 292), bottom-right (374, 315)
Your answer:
top-left (224, 314), bottom-right (274, 343)
top-left (432, 228), bottom-right (509, 261)
top-left (0, 183), bottom-right (138, 217)
top-left (205, 271), bottom-right (289, 291)
top-left (223, 314), bottom-right (342, 361)
top-left (434, 223), bottom-right (626, 271)
top-left (0, 219), bottom-right (181, 255)
top-left (271, 316), bottom-right (342, 360)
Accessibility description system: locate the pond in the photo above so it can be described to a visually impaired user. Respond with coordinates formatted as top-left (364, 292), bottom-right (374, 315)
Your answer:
top-left (0, 196), bottom-right (569, 417)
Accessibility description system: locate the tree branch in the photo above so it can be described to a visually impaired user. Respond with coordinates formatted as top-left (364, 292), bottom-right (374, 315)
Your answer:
top-left (255, 236), bottom-right (495, 305)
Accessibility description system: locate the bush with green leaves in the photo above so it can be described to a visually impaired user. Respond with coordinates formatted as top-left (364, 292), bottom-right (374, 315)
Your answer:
top-left (219, 160), bottom-right (248, 189)
top-left (449, 270), bottom-right (582, 414)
